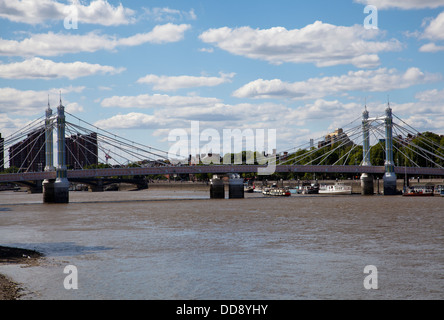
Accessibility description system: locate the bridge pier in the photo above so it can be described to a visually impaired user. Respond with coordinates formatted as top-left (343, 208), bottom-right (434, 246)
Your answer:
top-left (42, 178), bottom-right (69, 203)
top-left (43, 177), bottom-right (70, 203)
top-left (360, 173), bottom-right (374, 195)
top-left (210, 175), bottom-right (225, 199)
top-left (228, 174), bottom-right (244, 199)
top-left (43, 179), bottom-right (56, 203)
top-left (383, 173), bottom-right (397, 195)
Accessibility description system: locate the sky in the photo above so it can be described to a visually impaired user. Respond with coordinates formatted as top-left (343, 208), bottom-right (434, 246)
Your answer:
top-left (1, 0), bottom-right (444, 158)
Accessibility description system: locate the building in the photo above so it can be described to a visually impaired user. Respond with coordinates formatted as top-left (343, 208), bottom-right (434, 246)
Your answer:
top-left (318, 128), bottom-right (353, 149)
top-left (0, 133), bottom-right (4, 171)
top-left (8, 129), bottom-right (98, 171)
top-left (9, 128), bottom-right (46, 172)
top-left (65, 132), bottom-right (98, 169)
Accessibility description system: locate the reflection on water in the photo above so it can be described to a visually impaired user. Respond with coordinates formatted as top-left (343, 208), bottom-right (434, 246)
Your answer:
top-left (0, 189), bottom-right (443, 299)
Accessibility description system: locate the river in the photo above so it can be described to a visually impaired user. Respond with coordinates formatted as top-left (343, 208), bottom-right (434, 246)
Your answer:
top-left (0, 187), bottom-right (443, 300)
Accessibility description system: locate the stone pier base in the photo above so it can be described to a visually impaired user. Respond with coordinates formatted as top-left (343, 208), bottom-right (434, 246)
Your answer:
top-left (360, 173), bottom-right (374, 195)
top-left (210, 177), bottom-right (225, 199)
top-left (43, 178), bottom-right (69, 203)
top-left (228, 177), bottom-right (244, 199)
top-left (383, 172), bottom-right (398, 195)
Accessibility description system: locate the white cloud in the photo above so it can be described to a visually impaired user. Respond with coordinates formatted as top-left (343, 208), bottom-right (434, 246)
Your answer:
top-left (422, 11), bottom-right (444, 43)
top-left (142, 7), bottom-right (197, 22)
top-left (354, 0), bottom-right (444, 9)
top-left (199, 47), bottom-right (214, 53)
top-left (233, 68), bottom-right (441, 100)
top-left (94, 102), bottom-right (297, 132)
top-left (415, 88), bottom-right (444, 102)
top-left (0, 86), bottom-right (85, 115)
top-left (137, 72), bottom-right (235, 91)
top-left (199, 21), bottom-right (402, 68)
top-left (94, 113), bottom-right (162, 130)
top-left (0, 57), bottom-right (125, 79)
top-left (419, 42), bottom-right (444, 52)
top-left (416, 11), bottom-right (444, 53)
top-left (0, 23), bottom-right (191, 57)
top-left (101, 93), bottom-right (222, 109)
top-left (0, 0), bottom-right (136, 26)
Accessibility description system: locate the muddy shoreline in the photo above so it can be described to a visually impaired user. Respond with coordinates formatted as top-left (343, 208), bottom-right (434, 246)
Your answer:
top-left (0, 246), bottom-right (43, 300)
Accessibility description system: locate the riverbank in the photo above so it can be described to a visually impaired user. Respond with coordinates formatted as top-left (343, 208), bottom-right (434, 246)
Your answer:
top-left (0, 246), bottom-right (43, 300)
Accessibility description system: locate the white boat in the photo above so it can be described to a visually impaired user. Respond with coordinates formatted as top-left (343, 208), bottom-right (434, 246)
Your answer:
top-left (253, 187), bottom-right (263, 193)
top-left (403, 185), bottom-right (434, 197)
top-left (319, 183), bottom-right (352, 195)
top-left (262, 187), bottom-right (291, 197)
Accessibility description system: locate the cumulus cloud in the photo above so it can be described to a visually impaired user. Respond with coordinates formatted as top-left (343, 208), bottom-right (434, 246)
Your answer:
top-left (415, 88), bottom-right (444, 102)
top-left (94, 113), bottom-right (162, 130)
top-left (419, 42), bottom-right (444, 52)
top-left (0, 0), bottom-right (136, 26)
top-left (233, 68), bottom-right (441, 100)
top-left (101, 93), bottom-right (222, 109)
top-left (411, 11), bottom-right (444, 53)
top-left (94, 102), bottom-right (296, 130)
top-left (0, 86), bottom-right (85, 115)
top-left (137, 72), bottom-right (235, 91)
top-left (0, 57), bottom-right (125, 79)
top-left (354, 0), bottom-right (444, 9)
top-left (199, 21), bottom-right (402, 68)
top-left (423, 11), bottom-right (444, 41)
top-left (0, 23), bottom-right (191, 57)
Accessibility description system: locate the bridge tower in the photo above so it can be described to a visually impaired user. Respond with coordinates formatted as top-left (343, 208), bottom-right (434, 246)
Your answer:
top-left (45, 96), bottom-right (55, 172)
top-left (54, 94), bottom-right (70, 203)
top-left (43, 94), bottom-right (69, 203)
top-left (43, 98), bottom-right (56, 203)
top-left (383, 102), bottom-right (397, 195)
top-left (361, 105), bottom-right (375, 195)
top-left (360, 106), bottom-right (374, 195)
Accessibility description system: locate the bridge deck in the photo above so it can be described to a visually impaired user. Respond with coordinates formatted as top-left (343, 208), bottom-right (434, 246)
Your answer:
top-left (1, 165), bottom-right (443, 183)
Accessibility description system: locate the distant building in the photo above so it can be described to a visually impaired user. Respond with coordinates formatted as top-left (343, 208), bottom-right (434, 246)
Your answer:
top-left (0, 133), bottom-right (4, 171)
top-left (65, 133), bottom-right (98, 169)
top-left (9, 128), bottom-right (46, 172)
top-left (318, 128), bottom-right (353, 149)
top-left (8, 129), bottom-right (98, 171)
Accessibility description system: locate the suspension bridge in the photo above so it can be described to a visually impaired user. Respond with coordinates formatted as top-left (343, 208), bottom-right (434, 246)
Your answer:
top-left (0, 95), bottom-right (443, 203)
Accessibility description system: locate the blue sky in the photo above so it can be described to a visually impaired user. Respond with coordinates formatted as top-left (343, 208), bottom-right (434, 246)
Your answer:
top-left (1, 0), bottom-right (444, 157)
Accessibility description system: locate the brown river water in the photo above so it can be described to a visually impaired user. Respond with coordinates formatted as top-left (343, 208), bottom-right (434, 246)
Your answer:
top-left (0, 187), bottom-right (443, 299)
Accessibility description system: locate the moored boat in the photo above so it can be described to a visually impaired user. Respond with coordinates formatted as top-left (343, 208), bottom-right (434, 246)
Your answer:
top-left (301, 183), bottom-right (319, 194)
top-left (319, 183), bottom-right (352, 195)
top-left (402, 185), bottom-right (434, 197)
top-left (262, 187), bottom-right (291, 197)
